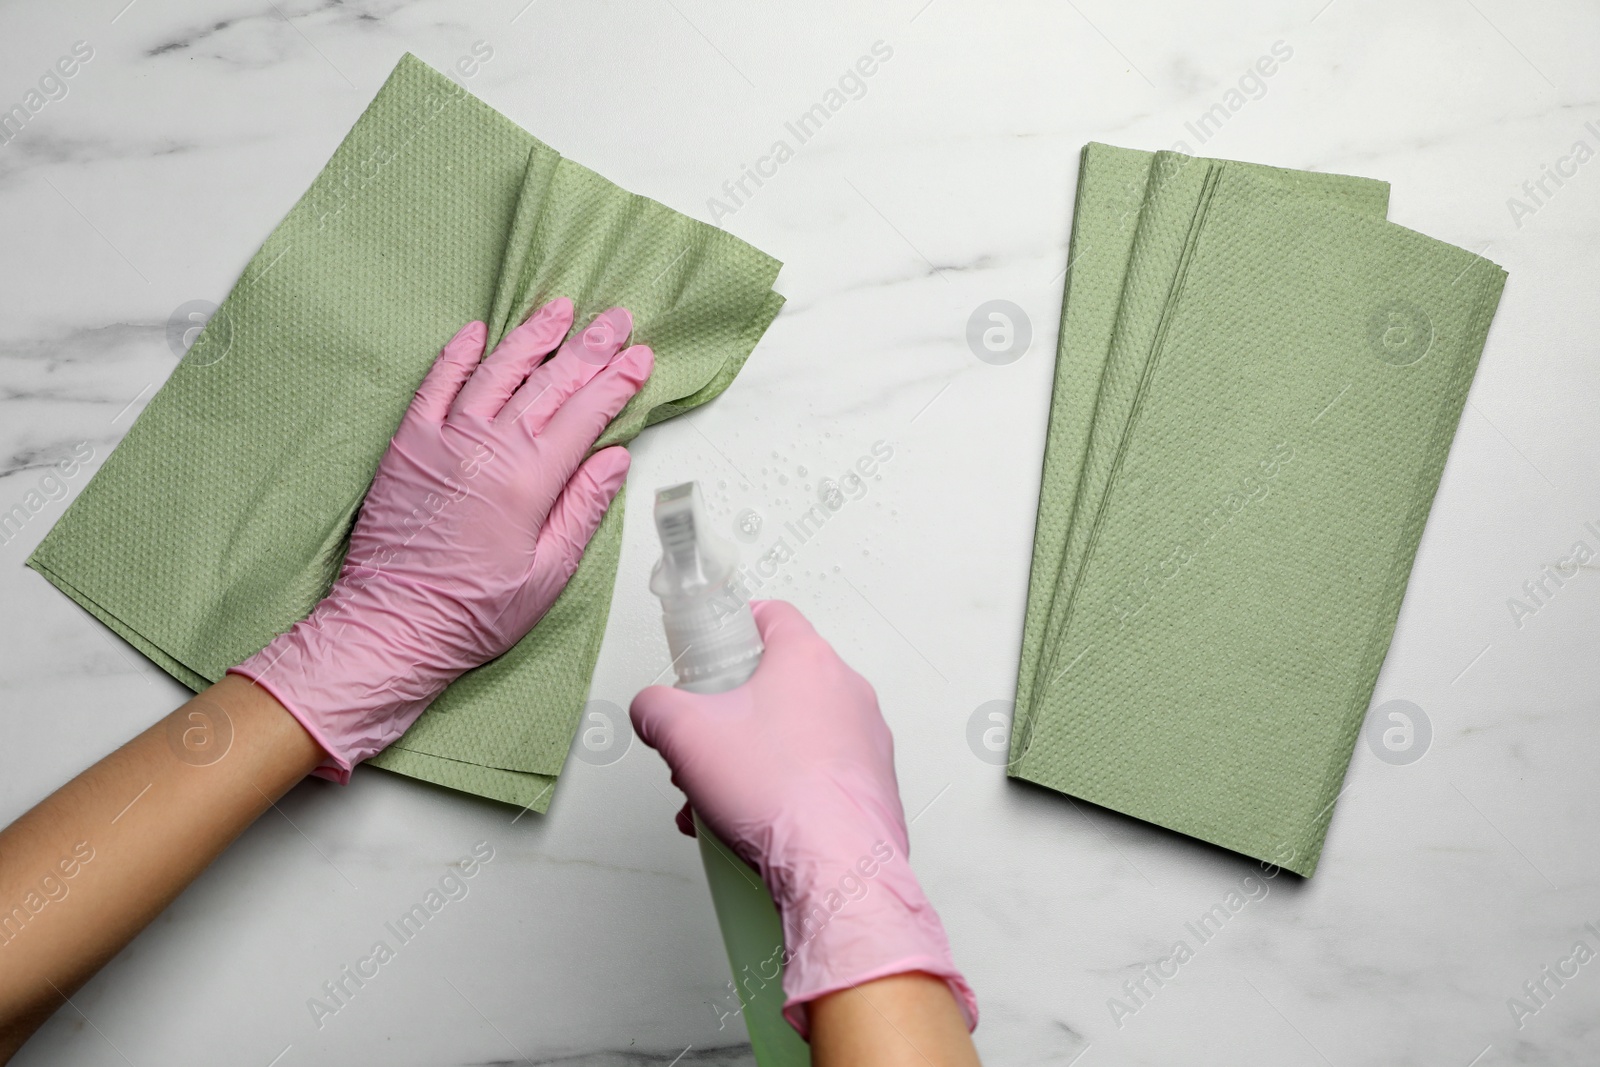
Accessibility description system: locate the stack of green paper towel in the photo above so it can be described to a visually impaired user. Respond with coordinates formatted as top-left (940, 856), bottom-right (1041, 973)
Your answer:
top-left (1009, 144), bottom-right (1505, 876)
top-left (27, 54), bottom-right (783, 813)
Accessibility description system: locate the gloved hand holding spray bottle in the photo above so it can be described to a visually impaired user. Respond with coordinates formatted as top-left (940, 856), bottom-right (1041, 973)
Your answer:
top-left (641, 482), bottom-right (977, 1063)
top-left (649, 482), bottom-right (808, 1065)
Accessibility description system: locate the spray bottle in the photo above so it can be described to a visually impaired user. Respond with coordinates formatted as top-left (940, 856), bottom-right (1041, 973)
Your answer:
top-left (651, 482), bottom-right (811, 1067)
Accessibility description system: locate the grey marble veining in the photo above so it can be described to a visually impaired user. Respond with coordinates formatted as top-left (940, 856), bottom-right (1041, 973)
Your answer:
top-left (2, 1), bottom-right (1598, 1064)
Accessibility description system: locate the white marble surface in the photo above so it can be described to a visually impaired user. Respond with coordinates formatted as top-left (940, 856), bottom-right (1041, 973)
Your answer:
top-left (3, 1), bottom-right (1598, 1063)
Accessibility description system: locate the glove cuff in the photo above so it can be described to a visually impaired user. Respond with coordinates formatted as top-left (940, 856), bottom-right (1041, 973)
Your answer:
top-left (774, 836), bottom-right (977, 1038)
top-left (229, 590), bottom-right (451, 775)
top-left (224, 664), bottom-right (353, 783)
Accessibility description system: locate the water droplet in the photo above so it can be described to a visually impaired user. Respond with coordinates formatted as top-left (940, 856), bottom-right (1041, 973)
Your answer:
top-left (818, 478), bottom-right (845, 510)
top-left (797, 465), bottom-right (808, 477)
top-left (733, 508), bottom-right (763, 542)
top-left (778, 474), bottom-right (789, 485)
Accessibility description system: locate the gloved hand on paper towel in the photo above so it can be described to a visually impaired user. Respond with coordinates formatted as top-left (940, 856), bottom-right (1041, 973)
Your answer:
top-left (231, 297), bottom-right (653, 781)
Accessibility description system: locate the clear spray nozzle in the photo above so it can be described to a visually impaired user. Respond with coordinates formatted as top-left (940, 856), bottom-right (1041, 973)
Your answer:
top-left (651, 482), bottom-right (763, 693)
top-left (651, 482), bottom-right (736, 597)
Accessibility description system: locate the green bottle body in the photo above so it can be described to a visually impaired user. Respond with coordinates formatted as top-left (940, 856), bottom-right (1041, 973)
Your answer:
top-left (694, 812), bottom-right (811, 1066)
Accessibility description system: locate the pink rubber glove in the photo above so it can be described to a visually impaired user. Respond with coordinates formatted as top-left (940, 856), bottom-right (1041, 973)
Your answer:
top-left (230, 298), bottom-right (652, 782)
top-left (629, 600), bottom-right (978, 1038)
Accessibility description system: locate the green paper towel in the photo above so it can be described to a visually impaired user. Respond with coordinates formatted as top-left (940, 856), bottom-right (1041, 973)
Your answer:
top-left (1012, 147), bottom-right (1503, 876)
top-left (26, 54), bottom-right (784, 812)
top-left (1015, 145), bottom-right (1390, 747)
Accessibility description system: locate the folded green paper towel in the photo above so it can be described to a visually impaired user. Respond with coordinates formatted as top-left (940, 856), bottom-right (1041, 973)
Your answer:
top-left (27, 54), bottom-right (783, 811)
top-left (1014, 145), bottom-right (1390, 735)
top-left (1012, 146), bottom-right (1504, 875)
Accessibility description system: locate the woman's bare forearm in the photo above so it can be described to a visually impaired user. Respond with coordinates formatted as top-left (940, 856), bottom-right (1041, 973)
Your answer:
top-left (810, 971), bottom-right (982, 1067)
top-left (0, 675), bottom-right (321, 1060)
